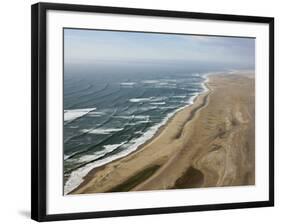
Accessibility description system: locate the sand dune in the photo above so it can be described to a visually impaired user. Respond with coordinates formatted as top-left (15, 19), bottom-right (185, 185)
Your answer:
top-left (71, 72), bottom-right (255, 194)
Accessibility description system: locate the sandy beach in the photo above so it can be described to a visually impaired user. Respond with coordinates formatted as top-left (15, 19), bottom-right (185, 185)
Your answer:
top-left (71, 72), bottom-right (255, 194)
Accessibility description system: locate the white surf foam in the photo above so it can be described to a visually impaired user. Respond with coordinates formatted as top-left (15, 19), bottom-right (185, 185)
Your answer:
top-left (78, 142), bottom-right (127, 163)
top-left (157, 82), bottom-right (169, 85)
top-left (113, 115), bottom-right (133, 119)
top-left (150, 102), bottom-right (166, 105)
top-left (88, 111), bottom-right (104, 115)
top-left (81, 128), bottom-right (123, 135)
top-left (150, 97), bottom-right (167, 102)
top-left (129, 98), bottom-right (152, 103)
top-left (64, 108), bottom-right (96, 122)
top-left (120, 82), bottom-right (136, 86)
top-left (134, 115), bottom-right (150, 120)
top-left (64, 142), bottom-right (126, 194)
top-left (160, 106), bottom-right (177, 109)
top-left (171, 95), bottom-right (186, 99)
top-left (142, 80), bottom-right (160, 84)
top-left (157, 82), bottom-right (176, 86)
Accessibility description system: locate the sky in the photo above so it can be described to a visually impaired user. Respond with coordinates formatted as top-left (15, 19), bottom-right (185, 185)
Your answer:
top-left (64, 28), bottom-right (255, 69)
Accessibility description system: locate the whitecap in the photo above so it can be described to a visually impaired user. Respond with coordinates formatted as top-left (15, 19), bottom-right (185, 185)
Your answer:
top-left (150, 102), bottom-right (166, 105)
top-left (150, 97), bottom-right (167, 102)
top-left (113, 115), bottom-right (133, 119)
top-left (134, 115), bottom-right (150, 120)
top-left (87, 111), bottom-right (105, 117)
top-left (120, 82), bottom-right (136, 86)
top-left (171, 95), bottom-right (186, 99)
top-left (78, 142), bottom-right (126, 163)
top-left (64, 108), bottom-right (96, 122)
top-left (80, 128), bottom-right (123, 135)
top-left (142, 80), bottom-right (159, 84)
top-left (129, 98), bottom-right (151, 103)
top-left (160, 106), bottom-right (177, 109)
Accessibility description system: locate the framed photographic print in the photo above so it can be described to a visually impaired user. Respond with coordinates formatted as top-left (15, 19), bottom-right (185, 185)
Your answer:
top-left (31, 2), bottom-right (274, 222)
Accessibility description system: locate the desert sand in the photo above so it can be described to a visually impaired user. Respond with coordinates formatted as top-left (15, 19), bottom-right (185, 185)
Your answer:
top-left (71, 72), bottom-right (255, 194)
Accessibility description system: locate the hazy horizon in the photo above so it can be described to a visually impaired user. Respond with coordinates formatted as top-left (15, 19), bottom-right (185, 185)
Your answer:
top-left (64, 28), bottom-right (255, 71)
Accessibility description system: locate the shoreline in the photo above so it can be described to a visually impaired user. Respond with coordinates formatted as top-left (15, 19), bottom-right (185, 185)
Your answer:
top-left (69, 72), bottom-right (255, 194)
top-left (65, 74), bottom-right (211, 194)
top-left (69, 75), bottom-right (212, 194)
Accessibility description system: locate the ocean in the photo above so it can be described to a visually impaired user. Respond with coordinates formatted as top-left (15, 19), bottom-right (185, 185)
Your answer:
top-left (63, 62), bottom-right (218, 194)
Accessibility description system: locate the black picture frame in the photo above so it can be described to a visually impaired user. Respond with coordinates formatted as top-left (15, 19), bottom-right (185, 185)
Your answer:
top-left (31, 2), bottom-right (274, 222)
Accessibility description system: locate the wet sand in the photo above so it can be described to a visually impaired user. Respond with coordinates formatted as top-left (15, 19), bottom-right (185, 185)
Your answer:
top-left (71, 72), bottom-right (255, 194)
